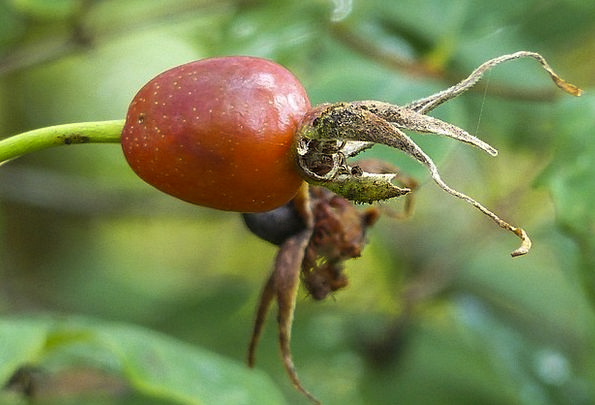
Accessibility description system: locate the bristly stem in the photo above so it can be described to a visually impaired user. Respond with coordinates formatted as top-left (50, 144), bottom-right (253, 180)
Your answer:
top-left (0, 120), bottom-right (124, 165)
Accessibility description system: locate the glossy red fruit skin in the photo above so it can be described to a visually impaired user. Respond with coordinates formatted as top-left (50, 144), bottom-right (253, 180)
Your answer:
top-left (121, 56), bottom-right (311, 212)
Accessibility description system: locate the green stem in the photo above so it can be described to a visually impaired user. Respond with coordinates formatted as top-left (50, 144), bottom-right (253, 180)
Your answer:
top-left (0, 120), bottom-right (124, 164)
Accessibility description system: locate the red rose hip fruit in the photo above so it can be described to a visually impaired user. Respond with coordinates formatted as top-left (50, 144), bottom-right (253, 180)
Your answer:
top-left (121, 56), bottom-right (311, 212)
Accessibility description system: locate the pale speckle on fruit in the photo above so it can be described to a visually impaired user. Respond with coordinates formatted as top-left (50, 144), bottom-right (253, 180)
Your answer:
top-left (122, 56), bottom-right (309, 212)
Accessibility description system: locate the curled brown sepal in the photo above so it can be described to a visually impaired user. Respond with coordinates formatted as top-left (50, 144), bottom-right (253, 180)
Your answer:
top-left (247, 228), bottom-right (320, 404)
top-left (295, 51), bottom-right (581, 257)
top-left (247, 186), bottom-right (322, 405)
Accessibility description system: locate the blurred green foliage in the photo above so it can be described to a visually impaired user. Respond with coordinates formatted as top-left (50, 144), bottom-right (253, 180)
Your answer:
top-left (1, 0), bottom-right (594, 404)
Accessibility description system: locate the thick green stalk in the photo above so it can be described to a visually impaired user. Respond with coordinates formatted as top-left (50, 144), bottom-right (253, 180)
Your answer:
top-left (0, 120), bottom-right (124, 165)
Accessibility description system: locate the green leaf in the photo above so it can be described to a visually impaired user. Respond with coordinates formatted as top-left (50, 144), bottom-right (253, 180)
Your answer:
top-left (0, 318), bottom-right (49, 383)
top-left (0, 316), bottom-right (286, 405)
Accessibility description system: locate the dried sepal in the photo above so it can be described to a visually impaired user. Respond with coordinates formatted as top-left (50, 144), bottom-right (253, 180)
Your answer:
top-left (406, 51), bottom-right (582, 114)
top-left (247, 185), bottom-right (381, 405)
top-left (357, 159), bottom-right (419, 220)
top-left (302, 186), bottom-right (380, 300)
top-left (352, 101), bottom-right (499, 156)
top-left (296, 51), bottom-right (582, 257)
top-left (297, 103), bottom-right (529, 256)
top-left (247, 185), bottom-right (320, 404)
top-left (301, 167), bottom-right (411, 204)
top-left (274, 228), bottom-right (319, 404)
top-left (248, 227), bottom-right (320, 404)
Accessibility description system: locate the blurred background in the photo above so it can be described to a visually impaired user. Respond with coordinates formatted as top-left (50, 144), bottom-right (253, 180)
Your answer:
top-left (1, 0), bottom-right (594, 404)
